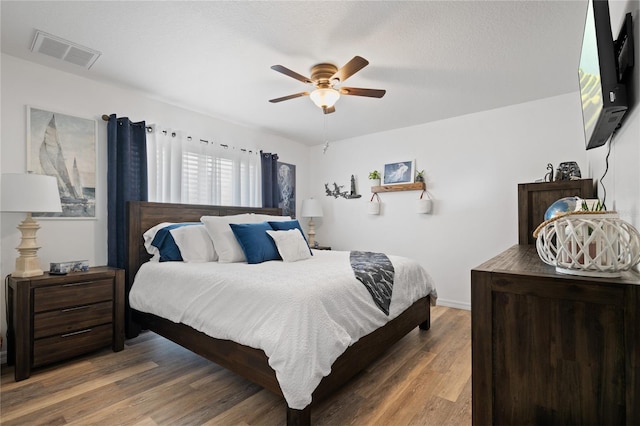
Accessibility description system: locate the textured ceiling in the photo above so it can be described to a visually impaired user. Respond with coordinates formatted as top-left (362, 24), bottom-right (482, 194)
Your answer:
top-left (1, 1), bottom-right (588, 146)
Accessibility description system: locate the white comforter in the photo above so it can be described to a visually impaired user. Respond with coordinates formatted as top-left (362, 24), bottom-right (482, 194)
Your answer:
top-left (129, 250), bottom-right (437, 409)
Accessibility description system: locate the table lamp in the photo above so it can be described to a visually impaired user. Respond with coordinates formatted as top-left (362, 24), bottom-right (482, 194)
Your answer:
top-left (300, 198), bottom-right (323, 247)
top-left (1, 173), bottom-right (62, 277)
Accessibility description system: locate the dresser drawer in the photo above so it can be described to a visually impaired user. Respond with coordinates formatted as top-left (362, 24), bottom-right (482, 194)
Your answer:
top-left (33, 279), bottom-right (113, 312)
top-left (34, 301), bottom-right (113, 339)
top-left (33, 324), bottom-right (113, 367)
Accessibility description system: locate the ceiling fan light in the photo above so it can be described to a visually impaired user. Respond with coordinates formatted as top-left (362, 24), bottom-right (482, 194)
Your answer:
top-left (310, 88), bottom-right (340, 109)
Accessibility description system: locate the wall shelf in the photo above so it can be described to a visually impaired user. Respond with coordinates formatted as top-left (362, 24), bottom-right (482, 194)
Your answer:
top-left (371, 182), bottom-right (425, 193)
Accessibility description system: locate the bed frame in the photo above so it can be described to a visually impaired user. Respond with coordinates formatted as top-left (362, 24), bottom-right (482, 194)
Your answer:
top-left (125, 201), bottom-right (431, 425)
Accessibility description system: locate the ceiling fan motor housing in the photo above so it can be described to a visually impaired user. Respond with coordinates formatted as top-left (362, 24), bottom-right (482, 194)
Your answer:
top-left (311, 63), bottom-right (339, 88)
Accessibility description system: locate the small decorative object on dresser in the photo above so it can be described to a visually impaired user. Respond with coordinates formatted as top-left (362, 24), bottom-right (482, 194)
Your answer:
top-left (534, 210), bottom-right (640, 277)
top-left (554, 161), bottom-right (581, 181)
top-left (7, 266), bottom-right (125, 381)
top-left (49, 259), bottom-right (90, 274)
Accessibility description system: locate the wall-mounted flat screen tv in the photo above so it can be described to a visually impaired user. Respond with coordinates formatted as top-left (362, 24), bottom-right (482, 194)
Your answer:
top-left (578, 0), bottom-right (628, 150)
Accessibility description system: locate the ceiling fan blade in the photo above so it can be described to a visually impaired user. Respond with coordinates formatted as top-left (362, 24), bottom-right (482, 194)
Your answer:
top-left (331, 56), bottom-right (369, 83)
top-left (339, 87), bottom-right (386, 98)
top-left (323, 106), bottom-right (336, 114)
top-left (269, 92), bottom-right (310, 103)
top-left (271, 65), bottom-right (313, 84)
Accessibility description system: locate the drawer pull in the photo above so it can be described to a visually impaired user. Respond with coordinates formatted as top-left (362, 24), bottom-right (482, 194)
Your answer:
top-left (61, 306), bottom-right (90, 313)
top-left (61, 329), bottom-right (92, 338)
top-left (62, 282), bottom-right (91, 288)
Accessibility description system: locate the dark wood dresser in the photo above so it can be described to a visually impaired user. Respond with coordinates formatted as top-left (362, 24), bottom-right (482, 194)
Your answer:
top-left (7, 266), bottom-right (125, 381)
top-left (471, 245), bottom-right (640, 425)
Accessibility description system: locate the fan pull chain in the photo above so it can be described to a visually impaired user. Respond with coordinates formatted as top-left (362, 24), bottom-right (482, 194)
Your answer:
top-left (322, 115), bottom-right (330, 154)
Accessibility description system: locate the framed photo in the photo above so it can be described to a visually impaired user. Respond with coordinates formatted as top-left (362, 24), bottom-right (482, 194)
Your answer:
top-left (27, 106), bottom-right (97, 219)
top-left (277, 161), bottom-right (296, 218)
top-left (383, 160), bottom-right (415, 185)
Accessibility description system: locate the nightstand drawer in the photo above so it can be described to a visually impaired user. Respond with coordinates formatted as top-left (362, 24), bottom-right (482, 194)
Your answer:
top-left (33, 324), bottom-right (113, 367)
top-left (34, 301), bottom-right (113, 339)
top-left (33, 279), bottom-right (113, 312)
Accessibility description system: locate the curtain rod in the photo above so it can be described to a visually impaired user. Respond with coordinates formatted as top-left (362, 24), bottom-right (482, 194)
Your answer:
top-left (102, 114), bottom-right (258, 154)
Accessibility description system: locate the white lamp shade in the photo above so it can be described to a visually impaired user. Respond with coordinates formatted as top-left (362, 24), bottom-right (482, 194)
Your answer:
top-left (309, 88), bottom-right (340, 108)
top-left (301, 198), bottom-right (323, 218)
top-left (1, 173), bottom-right (62, 213)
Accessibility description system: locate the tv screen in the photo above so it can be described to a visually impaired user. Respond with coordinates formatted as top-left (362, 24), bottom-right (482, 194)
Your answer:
top-left (578, 0), bottom-right (627, 150)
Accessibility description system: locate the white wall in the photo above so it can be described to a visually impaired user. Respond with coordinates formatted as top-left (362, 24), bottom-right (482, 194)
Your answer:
top-left (308, 93), bottom-right (587, 309)
top-left (0, 54), bottom-right (310, 359)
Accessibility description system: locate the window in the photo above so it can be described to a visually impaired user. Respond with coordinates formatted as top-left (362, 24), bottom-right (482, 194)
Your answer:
top-left (147, 126), bottom-right (261, 207)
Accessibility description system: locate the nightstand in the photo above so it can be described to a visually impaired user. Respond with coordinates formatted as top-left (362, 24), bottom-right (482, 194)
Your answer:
top-left (313, 246), bottom-right (332, 250)
top-left (7, 266), bottom-right (125, 381)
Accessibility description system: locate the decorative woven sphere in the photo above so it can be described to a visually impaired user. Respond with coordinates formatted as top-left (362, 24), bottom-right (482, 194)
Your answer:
top-left (534, 211), bottom-right (640, 277)
top-left (544, 196), bottom-right (580, 221)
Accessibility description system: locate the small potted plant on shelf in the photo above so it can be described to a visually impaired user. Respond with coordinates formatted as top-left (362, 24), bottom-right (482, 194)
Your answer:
top-left (368, 170), bottom-right (381, 187)
top-left (415, 170), bottom-right (425, 183)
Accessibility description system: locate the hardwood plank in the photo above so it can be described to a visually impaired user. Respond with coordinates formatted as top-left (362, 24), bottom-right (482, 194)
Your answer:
top-left (1, 305), bottom-right (471, 425)
top-left (1, 361), bottom-right (157, 422)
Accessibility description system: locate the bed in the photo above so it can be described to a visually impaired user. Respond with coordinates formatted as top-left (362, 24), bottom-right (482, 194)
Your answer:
top-left (125, 201), bottom-right (436, 425)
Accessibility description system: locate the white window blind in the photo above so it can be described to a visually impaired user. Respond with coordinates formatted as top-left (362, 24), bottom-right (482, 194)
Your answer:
top-left (147, 126), bottom-right (261, 207)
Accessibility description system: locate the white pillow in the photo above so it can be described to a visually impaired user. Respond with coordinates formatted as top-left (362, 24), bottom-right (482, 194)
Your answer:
top-left (170, 225), bottom-right (217, 262)
top-left (200, 214), bottom-right (258, 263)
top-left (266, 229), bottom-right (312, 262)
top-left (253, 214), bottom-right (292, 222)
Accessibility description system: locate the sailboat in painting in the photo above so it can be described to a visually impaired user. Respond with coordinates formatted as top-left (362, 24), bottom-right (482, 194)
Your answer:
top-left (71, 157), bottom-right (84, 199)
top-left (39, 115), bottom-right (89, 213)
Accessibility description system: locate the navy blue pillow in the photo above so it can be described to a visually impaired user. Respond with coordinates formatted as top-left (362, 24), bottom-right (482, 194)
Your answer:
top-left (151, 223), bottom-right (200, 262)
top-left (268, 220), bottom-right (312, 255)
top-left (230, 222), bottom-right (281, 264)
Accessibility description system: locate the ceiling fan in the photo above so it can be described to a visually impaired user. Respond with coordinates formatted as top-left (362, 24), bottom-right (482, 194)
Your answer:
top-left (269, 56), bottom-right (386, 114)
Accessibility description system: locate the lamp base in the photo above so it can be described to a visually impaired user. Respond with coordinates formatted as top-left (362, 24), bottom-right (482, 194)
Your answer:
top-left (12, 213), bottom-right (44, 278)
top-left (307, 217), bottom-right (316, 247)
top-left (13, 256), bottom-right (44, 278)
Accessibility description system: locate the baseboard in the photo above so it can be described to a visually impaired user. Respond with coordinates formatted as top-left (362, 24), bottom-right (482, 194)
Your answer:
top-left (436, 298), bottom-right (471, 311)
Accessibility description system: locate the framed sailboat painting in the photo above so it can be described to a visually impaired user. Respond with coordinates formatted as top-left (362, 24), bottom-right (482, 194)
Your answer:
top-left (27, 106), bottom-right (97, 219)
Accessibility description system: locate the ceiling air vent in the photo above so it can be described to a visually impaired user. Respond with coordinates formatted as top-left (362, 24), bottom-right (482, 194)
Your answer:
top-left (30, 30), bottom-right (101, 69)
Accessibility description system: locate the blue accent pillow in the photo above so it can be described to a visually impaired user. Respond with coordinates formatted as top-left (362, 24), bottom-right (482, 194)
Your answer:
top-left (268, 220), bottom-right (312, 255)
top-left (230, 222), bottom-right (281, 264)
top-left (151, 223), bottom-right (200, 262)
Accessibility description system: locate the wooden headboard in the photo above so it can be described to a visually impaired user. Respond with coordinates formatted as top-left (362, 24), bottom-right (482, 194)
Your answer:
top-left (125, 201), bottom-right (281, 337)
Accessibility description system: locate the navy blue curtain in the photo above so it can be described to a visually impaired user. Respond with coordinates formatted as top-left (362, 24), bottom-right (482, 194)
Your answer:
top-left (261, 151), bottom-right (279, 208)
top-left (107, 115), bottom-right (148, 270)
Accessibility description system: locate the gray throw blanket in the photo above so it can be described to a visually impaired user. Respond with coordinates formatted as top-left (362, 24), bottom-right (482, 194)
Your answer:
top-left (350, 251), bottom-right (395, 315)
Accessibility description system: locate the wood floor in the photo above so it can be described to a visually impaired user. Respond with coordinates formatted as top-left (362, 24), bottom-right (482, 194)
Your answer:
top-left (1, 305), bottom-right (471, 425)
